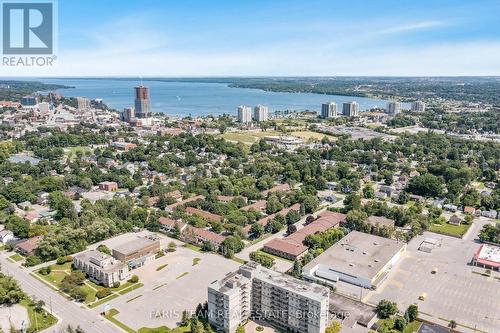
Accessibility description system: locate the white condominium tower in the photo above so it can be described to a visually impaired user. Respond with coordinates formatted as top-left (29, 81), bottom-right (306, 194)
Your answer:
top-left (208, 262), bottom-right (330, 333)
top-left (387, 101), bottom-right (401, 115)
top-left (76, 97), bottom-right (91, 111)
top-left (342, 101), bottom-right (359, 117)
top-left (411, 101), bottom-right (426, 112)
top-left (253, 105), bottom-right (269, 122)
top-left (237, 105), bottom-right (252, 123)
top-left (321, 102), bottom-right (337, 119)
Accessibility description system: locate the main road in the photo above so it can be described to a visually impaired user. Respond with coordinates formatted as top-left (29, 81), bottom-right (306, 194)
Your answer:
top-left (0, 253), bottom-right (122, 333)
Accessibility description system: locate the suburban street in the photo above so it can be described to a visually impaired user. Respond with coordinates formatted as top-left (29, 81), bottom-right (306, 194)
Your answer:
top-left (0, 253), bottom-right (122, 333)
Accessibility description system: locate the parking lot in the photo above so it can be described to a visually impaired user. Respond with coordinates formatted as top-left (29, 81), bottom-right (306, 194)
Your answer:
top-left (94, 235), bottom-right (240, 330)
top-left (366, 229), bottom-right (500, 333)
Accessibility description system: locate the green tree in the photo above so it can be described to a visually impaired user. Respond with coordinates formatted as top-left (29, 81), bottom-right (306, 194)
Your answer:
top-left (407, 174), bottom-right (443, 198)
top-left (362, 185), bottom-right (375, 199)
top-left (292, 259), bottom-right (302, 278)
top-left (325, 321), bottom-right (342, 333)
top-left (376, 299), bottom-right (398, 319)
top-left (405, 304), bottom-right (418, 322)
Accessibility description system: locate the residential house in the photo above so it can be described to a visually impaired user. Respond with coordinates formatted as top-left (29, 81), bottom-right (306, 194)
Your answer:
top-left (16, 236), bottom-right (43, 256)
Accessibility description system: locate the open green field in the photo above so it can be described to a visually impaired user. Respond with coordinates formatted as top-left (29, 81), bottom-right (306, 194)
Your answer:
top-left (429, 223), bottom-right (471, 238)
top-left (64, 146), bottom-right (92, 160)
top-left (219, 131), bottom-right (280, 144)
top-left (290, 130), bottom-right (336, 141)
top-left (36, 270), bottom-right (68, 288)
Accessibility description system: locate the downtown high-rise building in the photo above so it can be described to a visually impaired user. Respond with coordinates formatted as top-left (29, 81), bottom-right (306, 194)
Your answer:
top-left (342, 101), bottom-right (359, 117)
top-left (253, 105), bottom-right (269, 122)
top-left (411, 101), bottom-right (426, 112)
top-left (387, 101), bottom-right (401, 115)
top-left (208, 262), bottom-right (330, 333)
top-left (76, 97), bottom-right (91, 111)
top-left (134, 86), bottom-right (151, 118)
top-left (121, 107), bottom-right (135, 123)
top-left (237, 105), bottom-right (252, 123)
top-left (321, 102), bottom-right (337, 118)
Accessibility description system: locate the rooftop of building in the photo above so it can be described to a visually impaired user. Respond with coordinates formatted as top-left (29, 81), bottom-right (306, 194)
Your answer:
top-left (263, 211), bottom-right (346, 257)
top-left (240, 262), bottom-right (329, 301)
top-left (474, 244), bottom-right (500, 267)
top-left (113, 235), bottom-right (159, 256)
top-left (304, 231), bottom-right (406, 280)
top-left (74, 249), bottom-right (127, 271)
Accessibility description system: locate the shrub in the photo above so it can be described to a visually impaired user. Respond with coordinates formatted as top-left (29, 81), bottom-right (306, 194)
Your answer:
top-left (128, 275), bottom-right (139, 283)
top-left (56, 255), bottom-right (73, 265)
top-left (96, 288), bottom-right (111, 299)
top-left (39, 266), bottom-right (52, 276)
top-left (97, 244), bottom-right (111, 255)
top-left (24, 255), bottom-right (42, 267)
top-left (112, 281), bottom-right (120, 288)
top-left (250, 251), bottom-right (275, 268)
top-left (376, 299), bottom-right (398, 319)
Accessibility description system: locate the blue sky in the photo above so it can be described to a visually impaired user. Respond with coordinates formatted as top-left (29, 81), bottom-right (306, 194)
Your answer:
top-left (7, 0), bottom-right (500, 76)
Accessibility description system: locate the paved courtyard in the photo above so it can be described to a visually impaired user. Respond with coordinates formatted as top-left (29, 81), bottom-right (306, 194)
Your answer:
top-left (94, 237), bottom-right (240, 330)
top-left (366, 228), bottom-right (500, 333)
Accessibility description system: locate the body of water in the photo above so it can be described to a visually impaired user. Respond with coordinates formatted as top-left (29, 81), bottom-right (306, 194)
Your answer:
top-left (39, 78), bottom-right (404, 117)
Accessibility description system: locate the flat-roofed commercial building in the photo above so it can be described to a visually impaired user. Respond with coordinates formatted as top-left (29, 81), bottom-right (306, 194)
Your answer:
top-left (472, 244), bottom-right (500, 271)
top-left (73, 250), bottom-right (129, 287)
top-left (208, 262), bottom-right (330, 333)
top-left (112, 235), bottom-right (160, 269)
top-left (303, 231), bottom-right (406, 289)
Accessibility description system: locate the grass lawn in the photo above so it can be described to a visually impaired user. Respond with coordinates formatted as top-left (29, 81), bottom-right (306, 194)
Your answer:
top-left (403, 321), bottom-right (422, 333)
top-left (290, 131), bottom-right (335, 141)
top-left (118, 283), bottom-right (144, 295)
top-left (9, 253), bottom-right (24, 262)
top-left (49, 261), bottom-right (73, 271)
top-left (429, 223), bottom-right (471, 238)
top-left (219, 131), bottom-right (280, 145)
top-left (36, 270), bottom-right (68, 288)
top-left (256, 249), bottom-right (293, 263)
top-left (156, 264), bottom-right (168, 271)
top-left (152, 283), bottom-right (168, 291)
top-left (64, 146), bottom-right (92, 160)
top-left (104, 309), bottom-right (135, 333)
top-left (192, 258), bottom-right (201, 266)
top-left (126, 295), bottom-right (143, 303)
top-left (81, 284), bottom-right (97, 304)
top-left (176, 272), bottom-right (189, 280)
top-left (138, 325), bottom-right (190, 333)
top-left (110, 281), bottom-right (134, 292)
top-left (88, 293), bottom-right (119, 309)
top-left (184, 243), bottom-right (204, 253)
top-left (20, 299), bottom-right (58, 332)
